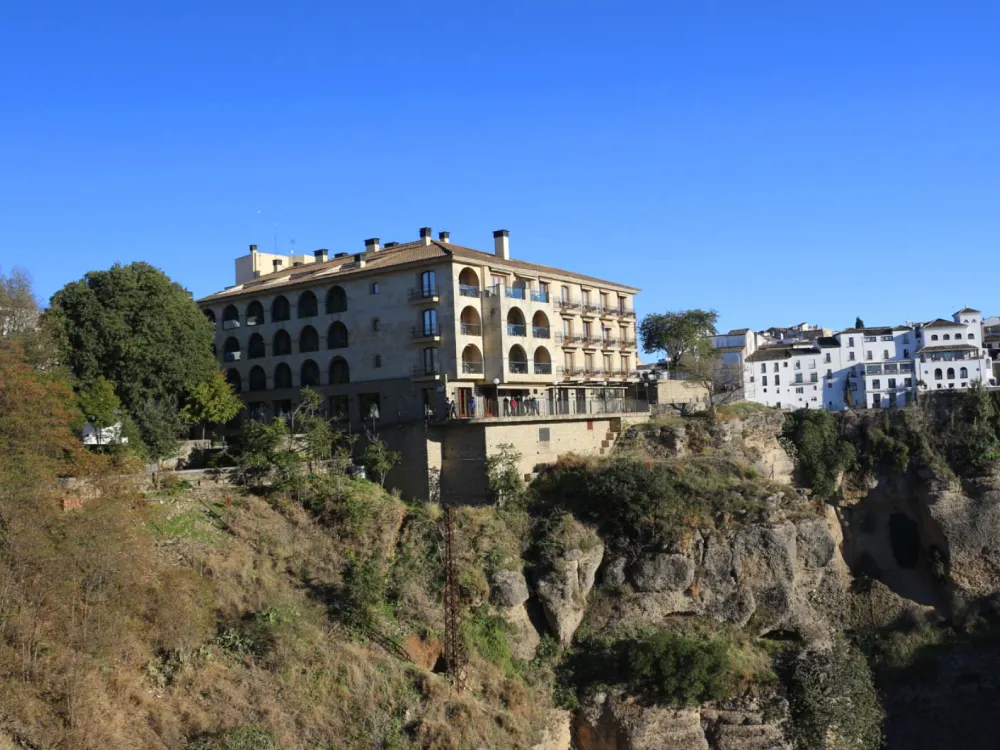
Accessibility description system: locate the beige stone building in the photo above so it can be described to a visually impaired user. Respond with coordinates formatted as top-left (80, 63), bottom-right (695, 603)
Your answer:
top-left (198, 227), bottom-right (641, 429)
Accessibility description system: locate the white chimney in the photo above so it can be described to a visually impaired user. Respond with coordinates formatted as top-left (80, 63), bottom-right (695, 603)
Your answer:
top-left (419, 227), bottom-right (432, 246)
top-left (438, 231), bottom-right (450, 244)
top-left (272, 259), bottom-right (281, 273)
top-left (354, 253), bottom-right (366, 268)
top-left (493, 229), bottom-right (509, 260)
top-left (364, 237), bottom-right (380, 253)
top-left (314, 249), bottom-right (329, 262)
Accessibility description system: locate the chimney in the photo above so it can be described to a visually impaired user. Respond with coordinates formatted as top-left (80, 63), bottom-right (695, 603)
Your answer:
top-left (493, 229), bottom-right (510, 260)
top-left (272, 259), bottom-right (282, 273)
top-left (253, 270), bottom-right (261, 278)
top-left (419, 227), bottom-right (432, 246)
top-left (314, 249), bottom-right (329, 262)
top-left (364, 237), bottom-right (381, 253)
top-left (353, 253), bottom-right (366, 268)
top-left (249, 244), bottom-right (258, 253)
top-left (438, 231), bottom-right (450, 243)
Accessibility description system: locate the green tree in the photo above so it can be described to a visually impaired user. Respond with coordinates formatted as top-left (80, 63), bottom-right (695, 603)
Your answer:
top-left (78, 376), bottom-right (122, 446)
top-left (0, 268), bottom-right (59, 368)
top-left (485, 442), bottom-right (524, 507)
top-left (230, 419), bottom-right (289, 488)
top-left (855, 316), bottom-right (865, 329)
top-left (183, 370), bottom-right (243, 440)
top-left (362, 434), bottom-right (401, 487)
top-left (134, 397), bottom-right (188, 481)
top-left (783, 409), bottom-right (856, 497)
top-left (639, 309), bottom-right (719, 370)
top-left (627, 630), bottom-right (735, 706)
top-left (47, 262), bottom-right (217, 445)
top-left (292, 388), bottom-right (335, 472)
top-left (678, 339), bottom-right (739, 412)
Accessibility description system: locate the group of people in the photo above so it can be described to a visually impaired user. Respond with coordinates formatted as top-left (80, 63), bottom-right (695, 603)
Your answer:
top-left (502, 395), bottom-right (540, 416)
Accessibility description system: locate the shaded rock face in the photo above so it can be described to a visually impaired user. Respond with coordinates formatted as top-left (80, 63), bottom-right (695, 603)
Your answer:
top-left (604, 509), bottom-right (849, 641)
top-left (536, 542), bottom-right (605, 645)
top-left (490, 570), bottom-right (530, 608)
top-left (489, 570), bottom-right (540, 660)
top-left (573, 693), bottom-right (791, 750)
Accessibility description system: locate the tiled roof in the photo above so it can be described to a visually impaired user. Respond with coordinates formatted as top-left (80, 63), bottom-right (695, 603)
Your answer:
top-left (835, 325), bottom-right (908, 335)
top-left (921, 319), bottom-right (961, 329)
top-left (955, 307), bottom-right (981, 315)
top-left (198, 239), bottom-right (639, 303)
top-left (817, 336), bottom-right (840, 347)
top-left (745, 346), bottom-right (816, 363)
top-left (726, 328), bottom-right (751, 335)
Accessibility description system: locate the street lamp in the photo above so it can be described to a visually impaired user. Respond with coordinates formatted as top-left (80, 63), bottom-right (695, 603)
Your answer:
top-left (493, 377), bottom-right (501, 417)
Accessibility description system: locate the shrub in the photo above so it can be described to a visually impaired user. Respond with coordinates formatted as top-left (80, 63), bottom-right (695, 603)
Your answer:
top-left (188, 725), bottom-right (281, 750)
top-left (340, 553), bottom-right (390, 630)
top-left (464, 605), bottom-right (514, 671)
top-left (626, 630), bottom-right (735, 705)
top-left (782, 410), bottom-right (856, 497)
top-left (788, 636), bottom-right (883, 750)
top-left (486, 443), bottom-right (525, 507)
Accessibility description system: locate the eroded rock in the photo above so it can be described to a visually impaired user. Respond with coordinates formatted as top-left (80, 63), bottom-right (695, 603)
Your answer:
top-left (536, 542), bottom-right (604, 645)
top-left (630, 553), bottom-right (695, 593)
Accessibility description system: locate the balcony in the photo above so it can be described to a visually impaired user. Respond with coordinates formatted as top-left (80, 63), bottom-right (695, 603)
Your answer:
top-left (462, 361), bottom-right (484, 374)
top-left (222, 319), bottom-right (240, 330)
top-left (618, 339), bottom-right (635, 349)
top-left (509, 360), bottom-right (529, 374)
top-left (460, 323), bottom-right (482, 336)
top-left (556, 333), bottom-right (583, 345)
top-left (507, 324), bottom-right (527, 337)
top-left (531, 290), bottom-right (550, 303)
top-left (534, 362), bottom-right (553, 375)
top-left (411, 363), bottom-right (441, 379)
top-left (601, 338), bottom-right (618, 349)
top-left (884, 363), bottom-right (899, 374)
top-left (459, 285), bottom-right (481, 298)
top-left (246, 315), bottom-right (262, 326)
top-left (411, 326), bottom-right (441, 341)
top-left (532, 326), bottom-right (551, 339)
top-left (505, 287), bottom-right (527, 300)
top-left (866, 364), bottom-right (882, 375)
top-left (582, 335), bottom-right (603, 347)
top-left (900, 362), bottom-right (913, 373)
top-left (409, 286), bottom-right (440, 302)
top-left (223, 351), bottom-right (242, 362)
top-left (580, 304), bottom-right (600, 316)
top-left (557, 297), bottom-right (581, 310)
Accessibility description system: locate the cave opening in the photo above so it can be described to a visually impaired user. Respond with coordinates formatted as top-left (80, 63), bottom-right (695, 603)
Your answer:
top-left (889, 512), bottom-right (921, 569)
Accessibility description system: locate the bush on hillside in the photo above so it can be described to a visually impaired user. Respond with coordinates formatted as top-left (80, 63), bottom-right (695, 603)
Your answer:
top-left (782, 410), bottom-right (856, 497)
top-left (627, 629), bottom-right (736, 705)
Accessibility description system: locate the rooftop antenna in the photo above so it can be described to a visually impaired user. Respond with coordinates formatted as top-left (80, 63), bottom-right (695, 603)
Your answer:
top-left (290, 238), bottom-right (297, 256)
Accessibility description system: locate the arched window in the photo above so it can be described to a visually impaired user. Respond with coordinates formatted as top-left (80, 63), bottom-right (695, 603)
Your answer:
top-left (533, 346), bottom-right (552, 375)
top-left (225, 369), bottom-right (242, 392)
top-left (203, 309), bottom-right (216, 325)
top-left (249, 366), bottom-right (267, 392)
top-left (223, 337), bottom-right (241, 362)
top-left (246, 300), bottom-right (264, 326)
top-left (458, 268), bottom-right (480, 297)
top-left (326, 286), bottom-right (347, 314)
top-left (508, 345), bottom-right (528, 374)
top-left (532, 310), bottom-right (550, 338)
top-left (507, 308), bottom-right (526, 337)
top-left (943, 333), bottom-right (951, 340)
top-left (955, 333), bottom-right (963, 339)
top-left (328, 321), bottom-right (348, 349)
top-left (420, 270), bottom-right (437, 298)
top-left (510, 278), bottom-right (527, 299)
top-left (422, 347), bottom-right (439, 375)
top-left (330, 357), bottom-right (350, 384)
top-left (934, 368), bottom-right (943, 380)
top-left (298, 290), bottom-right (318, 318)
top-left (272, 295), bottom-right (290, 322)
top-left (222, 304), bottom-right (240, 329)
top-left (461, 344), bottom-right (483, 374)
top-left (931, 334), bottom-right (939, 341)
top-left (299, 325), bottom-right (319, 353)
top-left (273, 329), bottom-right (292, 356)
top-left (960, 367), bottom-right (969, 379)
top-left (947, 367), bottom-right (955, 379)
top-left (460, 306), bottom-right (481, 336)
top-left (301, 359), bottom-right (320, 387)
top-left (274, 363), bottom-right (293, 389)
top-left (248, 333), bottom-right (266, 359)
top-left (422, 308), bottom-right (439, 336)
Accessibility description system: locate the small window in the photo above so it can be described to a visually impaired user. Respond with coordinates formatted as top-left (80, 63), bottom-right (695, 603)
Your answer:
top-left (849, 352), bottom-right (856, 361)
top-left (873, 379), bottom-right (881, 389)
top-left (374, 355), bottom-right (382, 368)
top-left (370, 282), bottom-right (380, 295)
top-left (932, 334), bottom-right (939, 341)
top-left (848, 337), bottom-right (855, 346)
top-left (775, 375), bottom-right (780, 385)
top-left (955, 333), bottom-right (962, 339)
top-left (881, 335), bottom-right (893, 341)
top-left (795, 360), bottom-right (801, 369)
top-left (538, 427), bottom-right (551, 442)
top-left (795, 387), bottom-right (804, 394)
top-left (825, 353), bottom-right (831, 363)
top-left (903, 334), bottom-right (910, 343)
top-left (372, 317), bottom-right (380, 332)
top-left (762, 376), bottom-right (768, 386)
top-left (943, 333), bottom-right (951, 340)
top-left (903, 349), bottom-right (909, 358)
top-left (866, 351), bottom-right (873, 360)
top-left (883, 349), bottom-right (889, 359)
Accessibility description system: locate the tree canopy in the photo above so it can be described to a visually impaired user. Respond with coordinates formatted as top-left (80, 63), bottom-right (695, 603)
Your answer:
top-left (47, 262), bottom-right (217, 443)
top-left (638, 309), bottom-right (719, 369)
top-left (183, 370), bottom-right (243, 439)
top-left (855, 316), bottom-right (865, 329)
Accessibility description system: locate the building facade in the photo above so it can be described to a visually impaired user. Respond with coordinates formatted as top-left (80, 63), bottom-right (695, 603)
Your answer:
top-left (198, 228), bottom-right (641, 429)
top-left (743, 308), bottom-right (994, 412)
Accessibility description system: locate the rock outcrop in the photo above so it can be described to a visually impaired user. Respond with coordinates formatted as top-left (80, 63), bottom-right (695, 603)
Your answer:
top-left (536, 541), bottom-right (605, 645)
top-left (489, 569), bottom-right (541, 660)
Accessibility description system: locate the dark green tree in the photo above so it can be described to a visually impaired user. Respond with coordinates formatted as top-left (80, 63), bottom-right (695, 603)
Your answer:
top-left (78, 376), bottom-right (121, 446)
top-left (47, 262), bottom-right (217, 444)
top-left (183, 370), bottom-right (243, 440)
top-left (783, 410), bottom-right (856, 497)
top-left (855, 316), bottom-right (865, 329)
top-left (134, 397), bottom-right (188, 483)
top-left (639, 309), bottom-right (718, 370)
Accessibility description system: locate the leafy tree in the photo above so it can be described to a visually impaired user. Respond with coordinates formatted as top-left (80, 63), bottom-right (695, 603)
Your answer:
top-left (639, 309), bottom-right (718, 370)
top-left (678, 339), bottom-right (740, 412)
top-left (292, 387), bottom-right (334, 471)
top-left (855, 317), bottom-right (865, 329)
top-left (485, 442), bottom-right (524, 506)
top-left (183, 371), bottom-right (243, 440)
top-left (783, 409), bottom-right (856, 497)
top-left (627, 630), bottom-right (735, 706)
top-left (0, 268), bottom-right (59, 368)
top-left (78, 376), bottom-right (121, 445)
top-left (47, 262), bottom-right (217, 444)
top-left (134, 397), bottom-right (188, 480)
top-left (362, 434), bottom-right (401, 487)
top-left (949, 383), bottom-right (1000, 472)
top-left (230, 418), bottom-right (290, 488)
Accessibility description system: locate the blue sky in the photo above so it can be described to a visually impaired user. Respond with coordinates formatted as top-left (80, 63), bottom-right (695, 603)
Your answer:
top-left (1, 1), bottom-right (998, 334)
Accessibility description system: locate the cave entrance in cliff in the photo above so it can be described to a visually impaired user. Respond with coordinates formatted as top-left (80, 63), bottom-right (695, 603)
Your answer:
top-left (889, 513), bottom-right (921, 569)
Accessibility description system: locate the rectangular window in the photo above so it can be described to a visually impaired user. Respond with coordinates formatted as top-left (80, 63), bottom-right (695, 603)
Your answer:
top-left (564, 352), bottom-right (574, 369)
top-left (360, 393), bottom-right (381, 420)
top-left (538, 427), bottom-right (550, 442)
top-left (775, 375), bottom-right (780, 386)
top-left (849, 337), bottom-right (855, 346)
top-left (761, 363), bottom-right (766, 373)
top-left (883, 349), bottom-right (889, 358)
top-left (864, 336), bottom-right (877, 342)
top-left (774, 363), bottom-right (779, 372)
top-left (585, 353), bottom-right (594, 370)
top-left (374, 355), bottom-right (382, 368)
top-left (563, 319), bottom-right (571, 336)
top-left (372, 317), bottom-right (380, 332)
top-left (826, 368), bottom-right (832, 378)
top-left (618, 296), bottom-right (627, 312)
top-left (795, 387), bottom-right (804, 394)
top-left (905, 378), bottom-right (912, 387)
top-left (866, 351), bottom-right (873, 360)
top-left (881, 335), bottom-right (893, 341)
top-left (825, 353), bottom-right (831, 363)
top-left (873, 379), bottom-right (881, 389)
top-left (581, 288), bottom-right (590, 305)
top-left (329, 395), bottom-right (349, 421)
top-left (849, 352), bottom-right (856, 361)
top-left (888, 378), bottom-right (896, 389)
top-left (810, 372), bottom-right (818, 383)
top-left (795, 373), bottom-right (803, 383)
top-left (621, 355), bottom-right (630, 373)
top-left (808, 360), bottom-right (816, 368)
top-left (903, 334), bottom-right (910, 343)
top-left (903, 349), bottom-right (909, 358)
top-left (370, 282), bottom-right (380, 294)
top-left (583, 321), bottom-right (592, 338)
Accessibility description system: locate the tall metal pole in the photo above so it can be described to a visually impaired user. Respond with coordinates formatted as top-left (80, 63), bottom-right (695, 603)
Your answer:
top-left (443, 505), bottom-right (466, 691)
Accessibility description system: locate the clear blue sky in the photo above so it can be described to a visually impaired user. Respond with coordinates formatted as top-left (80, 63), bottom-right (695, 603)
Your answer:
top-left (2, 1), bottom-right (998, 334)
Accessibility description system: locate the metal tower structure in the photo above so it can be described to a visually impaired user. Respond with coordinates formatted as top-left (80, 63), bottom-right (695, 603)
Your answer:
top-left (443, 505), bottom-right (466, 691)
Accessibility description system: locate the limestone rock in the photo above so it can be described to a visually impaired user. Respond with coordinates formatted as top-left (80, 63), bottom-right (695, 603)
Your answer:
top-left (795, 517), bottom-right (838, 569)
top-left (501, 603), bottom-right (541, 661)
top-left (536, 542), bottom-right (604, 645)
top-left (630, 553), bottom-right (695, 593)
top-left (603, 556), bottom-right (628, 587)
top-left (574, 693), bottom-right (708, 750)
top-left (532, 709), bottom-right (571, 750)
top-left (490, 569), bottom-right (530, 608)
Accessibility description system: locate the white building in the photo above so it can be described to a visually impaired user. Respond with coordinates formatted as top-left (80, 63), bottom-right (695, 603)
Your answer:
top-left (743, 308), bottom-right (993, 412)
